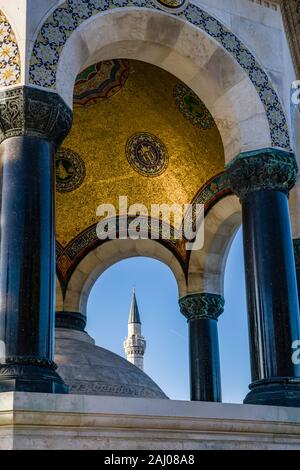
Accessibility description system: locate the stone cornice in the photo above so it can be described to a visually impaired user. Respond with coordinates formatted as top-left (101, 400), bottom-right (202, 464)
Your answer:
top-left (0, 86), bottom-right (72, 145)
top-left (179, 293), bottom-right (225, 321)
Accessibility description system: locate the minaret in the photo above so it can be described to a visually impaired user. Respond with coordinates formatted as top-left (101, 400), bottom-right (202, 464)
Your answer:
top-left (123, 289), bottom-right (146, 371)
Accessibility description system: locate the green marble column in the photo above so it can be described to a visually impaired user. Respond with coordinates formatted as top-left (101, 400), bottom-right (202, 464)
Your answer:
top-left (0, 87), bottom-right (72, 393)
top-left (179, 293), bottom-right (224, 402)
top-left (227, 148), bottom-right (300, 407)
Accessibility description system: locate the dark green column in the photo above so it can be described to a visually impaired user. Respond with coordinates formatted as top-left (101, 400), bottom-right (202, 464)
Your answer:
top-left (179, 293), bottom-right (224, 402)
top-left (0, 87), bottom-right (72, 393)
top-left (227, 148), bottom-right (300, 407)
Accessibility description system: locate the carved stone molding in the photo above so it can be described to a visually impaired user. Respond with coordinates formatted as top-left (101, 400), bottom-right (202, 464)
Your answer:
top-left (0, 356), bottom-right (57, 370)
top-left (280, 0), bottom-right (300, 77)
top-left (179, 293), bottom-right (225, 321)
top-left (226, 148), bottom-right (298, 200)
top-left (0, 86), bottom-right (72, 145)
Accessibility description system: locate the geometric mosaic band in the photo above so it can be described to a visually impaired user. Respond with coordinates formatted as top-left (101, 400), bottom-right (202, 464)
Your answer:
top-left (29, 1), bottom-right (290, 150)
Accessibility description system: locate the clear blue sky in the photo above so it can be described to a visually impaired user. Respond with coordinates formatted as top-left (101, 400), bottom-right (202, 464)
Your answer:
top-left (87, 228), bottom-right (251, 402)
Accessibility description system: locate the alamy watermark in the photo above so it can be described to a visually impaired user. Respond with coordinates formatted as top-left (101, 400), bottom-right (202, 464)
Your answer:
top-left (96, 196), bottom-right (204, 251)
top-left (292, 340), bottom-right (300, 365)
top-left (292, 80), bottom-right (300, 105)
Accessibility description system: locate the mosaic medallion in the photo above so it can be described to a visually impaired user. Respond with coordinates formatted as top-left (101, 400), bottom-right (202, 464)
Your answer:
top-left (126, 133), bottom-right (169, 177)
top-left (174, 84), bottom-right (215, 130)
top-left (155, 0), bottom-right (188, 11)
top-left (55, 148), bottom-right (86, 192)
top-left (73, 59), bottom-right (129, 107)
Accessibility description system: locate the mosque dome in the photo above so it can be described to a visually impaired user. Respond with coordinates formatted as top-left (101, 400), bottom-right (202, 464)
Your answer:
top-left (55, 328), bottom-right (168, 399)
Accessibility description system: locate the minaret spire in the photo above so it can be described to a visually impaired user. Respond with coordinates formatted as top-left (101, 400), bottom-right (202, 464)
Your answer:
top-left (124, 289), bottom-right (146, 370)
top-left (128, 288), bottom-right (141, 324)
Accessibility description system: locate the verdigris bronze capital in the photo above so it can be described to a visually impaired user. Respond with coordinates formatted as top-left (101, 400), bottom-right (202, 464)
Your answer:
top-left (179, 293), bottom-right (225, 321)
top-left (0, 86), bottom-right (72, 145)
top-left (226, 148), bottom-right (298, 200)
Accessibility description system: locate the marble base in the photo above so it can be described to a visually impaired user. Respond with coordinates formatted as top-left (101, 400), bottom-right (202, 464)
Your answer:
top-left (1, 393), bottom-right (300, 449)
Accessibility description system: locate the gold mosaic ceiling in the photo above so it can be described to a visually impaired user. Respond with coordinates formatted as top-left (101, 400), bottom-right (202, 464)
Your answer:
top-left (56, 59), bottom-right (225, 246)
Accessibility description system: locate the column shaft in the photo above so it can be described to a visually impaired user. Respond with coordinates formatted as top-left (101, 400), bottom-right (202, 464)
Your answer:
top-left (179, 293), bottom-right (223, 402)
top-left (243, 191), bottom-right (300, 382)
top-left (228, 149), bottom-right (300, 406)
top-left (189, 318), bottom-right (221, 402)
top-left (0, 137), bottom-right (55, 360)
top-left (0, 86), bottom-right (72, 393)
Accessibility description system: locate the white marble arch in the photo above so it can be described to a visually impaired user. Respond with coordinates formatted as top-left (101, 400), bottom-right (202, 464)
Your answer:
top-left (54, 8), bottom-right (271, 163)
top-left (56, 238), bottom-right (187, 317)
top-left (56, 196), bottom-right (243, 315)
top-left (188, 195), bottom-right (242, 296)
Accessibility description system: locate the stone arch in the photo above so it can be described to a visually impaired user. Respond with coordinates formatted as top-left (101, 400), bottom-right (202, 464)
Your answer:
top-left (188, 195), bottom-right (242, 296)
top-left (0, 9), bottom-right (21, 87)
top-left (58, 238), bottom-right (187, 317)
top-left (29, 3), bottom-right (290, 162)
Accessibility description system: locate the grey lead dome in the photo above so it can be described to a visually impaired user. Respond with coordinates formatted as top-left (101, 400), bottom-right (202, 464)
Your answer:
top-left (55, 328), bottom-right (168, 399)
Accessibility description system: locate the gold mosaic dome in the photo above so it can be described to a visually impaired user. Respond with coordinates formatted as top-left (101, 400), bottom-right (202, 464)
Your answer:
top-left (55, 59), bottom-right (225, 247)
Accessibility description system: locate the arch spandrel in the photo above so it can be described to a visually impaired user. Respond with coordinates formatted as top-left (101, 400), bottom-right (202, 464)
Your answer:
top-left (0, 9), bottom-right (21, 88)
top-left (28, 2), bottom-right (290, 162)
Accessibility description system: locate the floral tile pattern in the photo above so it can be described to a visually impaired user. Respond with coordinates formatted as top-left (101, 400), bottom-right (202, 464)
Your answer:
top-left (29, 0), bottom-right (290, 150)
top-left (0, 10), bottom-right (21, 87)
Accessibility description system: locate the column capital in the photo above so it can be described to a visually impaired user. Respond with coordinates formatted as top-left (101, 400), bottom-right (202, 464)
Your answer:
top-left (0, 86), bottom-right (72, 145)
top-left (226, 148), bottom-right (298, 200)
top-left (179, 293), bottom-right (224, 321)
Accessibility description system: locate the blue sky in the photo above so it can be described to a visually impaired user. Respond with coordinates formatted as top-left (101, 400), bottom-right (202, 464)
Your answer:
top-left (87, 228), bottom-right (251, 402)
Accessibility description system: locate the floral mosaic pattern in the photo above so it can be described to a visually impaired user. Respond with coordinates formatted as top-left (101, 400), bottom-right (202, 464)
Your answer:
top-left (0, 11), bottom-right (21, 87)
top-left (29, 0), bottom-right (290, 149)
top-left (174, 84), bottom-right (215, 129)
top-left (154, 0), bottom-right (188, 13)
top-left (74, 59), bottom-right (129, 106)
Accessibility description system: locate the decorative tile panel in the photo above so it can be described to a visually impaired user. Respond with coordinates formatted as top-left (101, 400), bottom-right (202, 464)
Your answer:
top-left (0, 10), bottom-right (21, 87)
top-left (29, 1), bottom-right (290, 149)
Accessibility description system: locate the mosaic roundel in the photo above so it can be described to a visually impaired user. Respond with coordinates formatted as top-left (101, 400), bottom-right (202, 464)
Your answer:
top-left (55, 148), bottom-right (86, 193)
top-left (174, 84), bottom-right (215, 130)
top-left (74, 59), bottom-right (129, 107)
top-left (126, 133), bottom-right (169, 177)
top-left (155, 0), bottom-right (187, 10)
